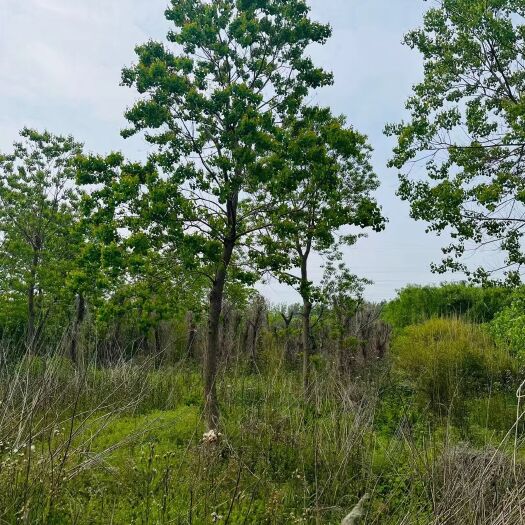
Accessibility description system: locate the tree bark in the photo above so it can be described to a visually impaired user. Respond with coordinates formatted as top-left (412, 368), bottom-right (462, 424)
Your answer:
top-left (27, 248), bottom-right (40, 353)
top-left (206, 270), bottom-right (226, 430)
top-left (185, 311), bottom-right (197, 359)
top-left (337, 330), bottom-right (345, 375)
top-left (204, 237), bottom-right (235, 430)
top-left (154, 324), bottom-right (162, 366)
top-left (280, 311), bottom-right (295, 364)
top-left (300, 252), bottom-right (312, 394)
top-left (219, 304), bottom-right (230, 361)
top-left (302, 299), bottom-right (312, 392)
top-left (336, 309), bottom-right (349, 375)
top-left (69, 293), bottom-right (85, 364)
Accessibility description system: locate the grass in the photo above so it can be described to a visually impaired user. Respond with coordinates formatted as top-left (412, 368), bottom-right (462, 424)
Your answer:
top-left (0, 319), bottom-right (524, 524)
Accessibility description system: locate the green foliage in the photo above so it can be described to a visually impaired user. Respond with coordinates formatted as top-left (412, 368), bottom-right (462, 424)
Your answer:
top-left (491, 287), bottom-right (525, 358)
top-left (74, 154), bottom-right (210, 343)
top-left (392, 318), bottom-right (516, 413)
top-left (465, 393), bottom-right (519, 437)
top-left (0, 129), bottom-right (84, 345)
top-left (386, 0), bottom-right (525, 284)
top-left (383, 283), bottom-right (512, 329)
top-left (118, 0), bottom-right (353, 422)
top-left (120, 0), bottom-right (334, 287)
top-left (256, 106), bottom-right (384, 303)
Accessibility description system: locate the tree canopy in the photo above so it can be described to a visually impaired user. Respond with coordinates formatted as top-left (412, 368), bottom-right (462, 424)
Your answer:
top-left (387, 0), bottom-right (525, 284)
top-left (0, 129), bottom-right (83, 350)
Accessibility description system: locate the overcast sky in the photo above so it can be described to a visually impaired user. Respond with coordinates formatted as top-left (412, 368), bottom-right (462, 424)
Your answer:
top-left (1, 0), bottom-right (471, 303)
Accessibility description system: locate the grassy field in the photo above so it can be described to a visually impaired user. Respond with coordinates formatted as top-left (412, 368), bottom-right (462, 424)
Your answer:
top-left (0, 318), bottom-right (523, 524)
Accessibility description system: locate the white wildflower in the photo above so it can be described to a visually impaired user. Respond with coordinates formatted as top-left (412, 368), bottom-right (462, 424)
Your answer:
top-left (202, 429), bottom-right (222, 444)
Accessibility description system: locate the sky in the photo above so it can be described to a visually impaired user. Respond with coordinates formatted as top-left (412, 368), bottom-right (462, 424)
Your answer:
top-left (0, 0), bottom-right (467, 303)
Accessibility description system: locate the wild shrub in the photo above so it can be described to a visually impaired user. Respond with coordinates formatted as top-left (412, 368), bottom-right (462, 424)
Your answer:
top-left (391, 319), bottom-right (516, 413)
top-left (491, 288), bottom-right (525, 359)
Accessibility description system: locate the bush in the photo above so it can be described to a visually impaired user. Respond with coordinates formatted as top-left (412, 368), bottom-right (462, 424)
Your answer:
top-left (383, 284), bottom-right (512, 330)
top-left (491, 289), bottom-right (525, 359)
top-left (391, 319), bottom-right (516, 413)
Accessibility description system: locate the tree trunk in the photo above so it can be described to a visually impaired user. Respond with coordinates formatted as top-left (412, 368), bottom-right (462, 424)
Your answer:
top-left (206, 273), bottom-right (226, 430)
top-left (241, 320), bottom-right (250, 354)
top-left (185, 311), bottom-right (197, 359)
top-left (219, 305), bottom-right (230, 361)
top-left (300, 251), bottom-right (312, 393)
top-left (250, 306), bottom-right (263, 369)
top-left (27, 248), bottom-right (40, 353)
top-left (230, 311), bottom-right (242, 363)
top-left (69, 293), bottom-right (85, 364)
top-left (250, 321), bottom-right (258, 368)
top-left (302, 299), bottom-right (312, 393)
top-left (336, 309), bottom-right (346, 375)
top-left (154, 324), bottom-right (162, 366)
top-left (280, 312), bottom-right (294, 364)
top-left (337, 332), bottom-right (345, 375)
top-left (204, 188), bottom-right (238, 430)
top-left (285, 335), bottom-right (293, 364)
top-left (204, 239), bottom-right (234, 430)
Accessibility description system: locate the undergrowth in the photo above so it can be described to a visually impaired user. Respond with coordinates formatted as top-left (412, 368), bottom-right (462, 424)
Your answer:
top-left (0, 319), bottom-right (523, 524)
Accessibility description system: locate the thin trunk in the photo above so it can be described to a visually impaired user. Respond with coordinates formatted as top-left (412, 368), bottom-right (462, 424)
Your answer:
top-left (336, 308), bottom-right (347, 375)
top-left (337, 332), bottom-right (345, 375)
top-left (185, 311), bottom-right (197, 359)
top-left (231, 311), bottom-right (242, 363)
top-left (280, 312), bottom-right (294, 364)
top-left (220, 306), bottom-right (230, 361)
top-left (69, 293), bottom-right (85, 364)
top-left (27, 248), bottom-right (40, 353)
top-left (112, 319), bottom-right (122, 363)
top-left (250, 321), bottom-right (258, 367)
top-left (285, 335), bottom-right (293, 364)
top-left (300, 253), bottom-right (312, 393)
top-left (250, 306), bottom-right (263, 368)
top-left (241, 320), bottom-right (250, 354)
top-left (153, 324), bottom-right (162, 367)
top-left (137, 306), bottom-right (148, 355)
top-left (302, 299), bottom-right (312, 393)
top-left (206, 270), bottom-right (226, 430)
top-left (204, 188), bottom-right (238, 429)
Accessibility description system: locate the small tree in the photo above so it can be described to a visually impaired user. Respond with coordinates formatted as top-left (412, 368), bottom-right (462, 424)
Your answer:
top-left (0, 129), bottom-right (82, 352)
top-left (387, 0), bottom-right (525, 284)
top-left (321, 257), bottom-right (369, 375)
top-left (121, 0), bottom-right (333, 427)
top-left (257, 107), bottom-right (384, 391)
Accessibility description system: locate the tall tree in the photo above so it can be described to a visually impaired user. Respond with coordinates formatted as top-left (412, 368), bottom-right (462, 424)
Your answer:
top-left (387, 0), bottom-right (525, 284)
top-left (0, 129), bottom-right (82, 352)
top-left (257, 107), bottom-right (384, 391)
top-left (121, 0), bottom-right (333, 428)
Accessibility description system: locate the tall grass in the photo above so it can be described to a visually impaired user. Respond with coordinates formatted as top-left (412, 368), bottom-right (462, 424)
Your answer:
top-left (0, 319), bottom-right (523, 524)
